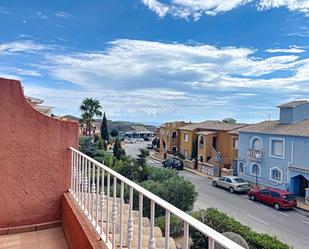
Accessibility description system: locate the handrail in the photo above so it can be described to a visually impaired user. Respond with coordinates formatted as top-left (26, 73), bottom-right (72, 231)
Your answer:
top-left (69, 147), bottom-right (244, 249)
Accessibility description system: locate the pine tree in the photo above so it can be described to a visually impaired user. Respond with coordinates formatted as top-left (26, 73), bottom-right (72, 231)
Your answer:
top-left (101, 112), bottom-right (109, 141)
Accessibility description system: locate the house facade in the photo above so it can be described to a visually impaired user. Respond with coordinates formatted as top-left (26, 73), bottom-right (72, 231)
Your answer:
top-left (158, 121), bottom-right (189, 153)
top-left (237, 101), bottom-right (309, 197)
top-left (178, 121), bottom-right (247, 170)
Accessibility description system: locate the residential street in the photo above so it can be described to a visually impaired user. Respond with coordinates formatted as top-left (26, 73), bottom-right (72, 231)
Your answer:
top-left (124, 142), bottom-right (309, 249)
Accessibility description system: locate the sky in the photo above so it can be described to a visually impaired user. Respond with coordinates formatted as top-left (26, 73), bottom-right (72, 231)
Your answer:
top-left (0, 0), bottom-right (309, 125)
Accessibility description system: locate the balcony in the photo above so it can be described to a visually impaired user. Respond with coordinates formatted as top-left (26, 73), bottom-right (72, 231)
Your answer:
top-left (247, 149), bottom-right (263, 162)
top-left (0, 78), bottom-right (244, 249)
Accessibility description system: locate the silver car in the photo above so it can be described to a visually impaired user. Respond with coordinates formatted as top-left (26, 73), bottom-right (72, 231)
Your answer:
top-left (212, 176), bottom-right (250, 193)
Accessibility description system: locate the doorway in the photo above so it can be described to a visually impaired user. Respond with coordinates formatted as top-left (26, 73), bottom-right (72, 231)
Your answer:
top-left (291, 175), bottom-right (309, 196)
top-left (212, 137), bottom-right (217, 150)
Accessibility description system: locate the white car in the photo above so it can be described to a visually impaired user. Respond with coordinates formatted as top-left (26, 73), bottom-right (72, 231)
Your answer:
top-left (212, 176), bottom-right (251, 193)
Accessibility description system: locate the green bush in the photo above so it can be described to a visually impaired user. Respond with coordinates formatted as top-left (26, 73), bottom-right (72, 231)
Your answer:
top-left (140, 175), bottom-right (197, 217)
top-left (190, 208), bottom-right (291, 249)
top-left (155, 214), bottom-right (183, 237)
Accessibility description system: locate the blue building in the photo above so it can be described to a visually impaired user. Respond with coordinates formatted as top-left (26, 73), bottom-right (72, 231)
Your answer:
top-left (237, 100), bottom-right (309, 197)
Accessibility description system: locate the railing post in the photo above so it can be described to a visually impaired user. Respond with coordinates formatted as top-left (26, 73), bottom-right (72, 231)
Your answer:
top-left (138, 193), bottom-right (143, 249)
top-left (112, 176), bottom-right (118, 249)
top-left (106, 172), bottom-right (111, 243)
top-left (148, 200), bottom-right (156, 249)
top-left (83, 159), bottom-right (88, 210)
top-left (119, 181), bottom-right (124, 249)
top-left (127, 187), bottom-right (134, 249)
top-left (183, 221), bottom-right (189, 249)
top-left (91, 163), bottom-right (96, 222)
top-left (87, 161), bottom-right (91, 216)
top-left (164, 210), bottom-right (170, 249)
top-left (208, 237), bottom-right (215, 249)
top-left (100, 168), bottom-right (105, 235)
top-left (96, 166), bottom-right (100, 227)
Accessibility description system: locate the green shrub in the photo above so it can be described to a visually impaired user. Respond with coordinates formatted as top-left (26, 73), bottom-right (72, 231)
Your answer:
top-left (190, 208), bottom-right (291, 249)
top-left (155, 215), bottom-right (183, 237)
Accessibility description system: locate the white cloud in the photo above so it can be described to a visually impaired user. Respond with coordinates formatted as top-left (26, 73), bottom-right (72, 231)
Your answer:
top-left (45, 39), bottom-right (304, 91)
top-left (55, 11), bottom-right (75, 19)
top-left (3, 39), bottom-right (309, 122)
top-left (258, 0), bottom-right (309, 13)
top-left (36, 11), bottom-right (48, 20)
top-left (0, 6), bottom-right (9, 15)
top-left (266, 47), bottom-right (306, 53)
top-left (142, 0), bottom-right (309, 19)
top-left (0, 40), bottom-right (53, 55)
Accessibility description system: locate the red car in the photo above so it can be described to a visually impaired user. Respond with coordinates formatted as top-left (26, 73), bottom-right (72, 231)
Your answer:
top-left (248, 187), bottom-right (297, 210)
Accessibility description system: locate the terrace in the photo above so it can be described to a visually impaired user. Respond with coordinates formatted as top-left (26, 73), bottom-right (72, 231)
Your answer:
top-left (0, 77), bottom-right (244, 249)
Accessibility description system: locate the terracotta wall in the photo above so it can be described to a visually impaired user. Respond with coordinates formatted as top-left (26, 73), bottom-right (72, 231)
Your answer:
top-left (0, 78), bottom-right (78, 228)
top-left (62, 193), bottom-right (107, 249)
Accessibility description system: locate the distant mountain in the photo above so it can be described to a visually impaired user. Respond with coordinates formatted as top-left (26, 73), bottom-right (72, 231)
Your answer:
top-left (62, 115), bottom-right (157, 132)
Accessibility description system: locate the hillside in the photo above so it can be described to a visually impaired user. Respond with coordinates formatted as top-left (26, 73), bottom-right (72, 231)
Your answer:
top-left (62, 115), bottom-right (156, 132)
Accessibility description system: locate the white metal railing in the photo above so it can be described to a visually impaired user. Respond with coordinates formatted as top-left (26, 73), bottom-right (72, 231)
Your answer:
top-left (69, 147), bottom-right (244, 249)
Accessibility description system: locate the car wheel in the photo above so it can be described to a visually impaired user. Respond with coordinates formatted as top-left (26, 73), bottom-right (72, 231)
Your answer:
top-left (249, 195), bottom-right (255, 201)
top-left (273, 203), bottom-right (280, 210)
top-left (212, 181), bottom-right (217, 187)
top-left (229, 187), bottom-right (234, 193)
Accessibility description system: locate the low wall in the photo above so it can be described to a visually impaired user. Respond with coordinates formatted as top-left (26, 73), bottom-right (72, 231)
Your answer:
top-left (198, 162), bottom-right (214, 176)
top-left (62, 193), bottom-right (107, 249)
top-left (0, 78), bottom-right (78, 227)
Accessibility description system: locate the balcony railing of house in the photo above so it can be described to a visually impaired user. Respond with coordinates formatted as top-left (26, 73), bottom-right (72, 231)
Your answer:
top-left (247, 149), bottom-right (263, 162)
top-left (69, 147), bottom-right (245, 249)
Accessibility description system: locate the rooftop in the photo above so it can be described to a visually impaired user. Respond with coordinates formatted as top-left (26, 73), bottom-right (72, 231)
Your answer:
top-left (179, 120), bottom-right (247, 132)
top-left (277, 100), bottom-right (309, 108)
top-left (238, 120), bottom-right (309, 137)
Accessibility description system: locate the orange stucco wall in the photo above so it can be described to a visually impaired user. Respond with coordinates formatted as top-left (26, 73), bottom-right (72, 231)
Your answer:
top-left (0, 77), bottom-right (78, 228)
top-left (62, 193), bottom-right (107, 249)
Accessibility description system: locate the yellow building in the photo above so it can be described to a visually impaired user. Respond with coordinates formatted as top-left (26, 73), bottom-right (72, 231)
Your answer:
top-left (179, 121), bottom-right (247, 169)
top-left (158, 121), bottom-right (189, 154)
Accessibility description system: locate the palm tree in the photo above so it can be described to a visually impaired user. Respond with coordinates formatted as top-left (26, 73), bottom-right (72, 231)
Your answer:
top-left (136, 148), bottom-right (149, 168)
top-left (80, 98), bottom-right (102, 137)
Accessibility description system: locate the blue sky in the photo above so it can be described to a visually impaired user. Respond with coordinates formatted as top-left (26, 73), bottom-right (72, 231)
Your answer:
top-left (0, 0), bottom-right (309, 125)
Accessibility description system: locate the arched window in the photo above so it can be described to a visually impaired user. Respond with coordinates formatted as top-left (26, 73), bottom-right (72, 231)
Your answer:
top-left (238, 162), bottom-right (244, 174)
top-left (250, 163), bottom-right (261, 177)
top-left (200, 155), bottom-right (204, 162)
top-left (172, 146), bottom-right (177, 152)
top-left (252, 138), bottom-right (262, 150)
top-left (270, 167), bottom-right (282, 182)
top-left (172, 131), bottom-right (177, 139)
top-left (199, 136), bottom-right (204, 145)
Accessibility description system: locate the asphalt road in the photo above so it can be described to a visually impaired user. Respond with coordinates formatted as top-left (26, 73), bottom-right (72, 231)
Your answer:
top-left (124, 142), bottom-right (309, 249)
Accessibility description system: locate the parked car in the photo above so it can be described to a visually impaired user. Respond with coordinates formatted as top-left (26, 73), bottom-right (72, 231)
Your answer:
top-left (146, 144), bottom-right (153, 149)
top-left (212, 176), bottom-right (250, 193)
top-left (162, 157), bottom-right (183, 170)
top-left (248, 187), bottom-right (296, 210)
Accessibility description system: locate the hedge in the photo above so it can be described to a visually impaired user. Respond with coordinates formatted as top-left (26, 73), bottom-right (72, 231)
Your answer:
top-left (190, 208), bottom-right (291, 249)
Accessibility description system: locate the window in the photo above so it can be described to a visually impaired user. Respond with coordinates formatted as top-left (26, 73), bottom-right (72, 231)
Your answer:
top-left (270, 167), bottom-right (282, 182)
top-left (199, 136), bottom-right (204, 147)
top-left (172, 131), bottom-right (177, 139)
top-left (260, 189), bottom-right (270, 195)
top-left (238, 162), bottom-right (244, 174)
top-left (183, 150), bottom-right (188, 159)
top-left (270, 138), bottom-right (284, 158)
top-left (250, 163), bottom-right (261, 177)
top-left (252, 138), bottom-right (262, 150)
top-left (271, 192), bottom-right (280, 198)
top-left (233, 138), bottom-right (238, 149)
top-left (200, 155), bottom-right (203, 162)
top-left (225, 178), bottom-right (232, 183)
top-left (184, 133), bottom-right (189, 141)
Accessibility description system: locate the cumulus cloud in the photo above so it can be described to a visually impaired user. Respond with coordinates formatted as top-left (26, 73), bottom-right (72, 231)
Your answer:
top-left (142, 0), bottom-right (309, 19)
top-left (46, 39), bottom-right (303, 90)
top-left (0, 40), bottom-right (53, 55)
top-left (2, 39), bottom-right (309, 122)
top-left (36, 11), bottom-right (48, 19)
